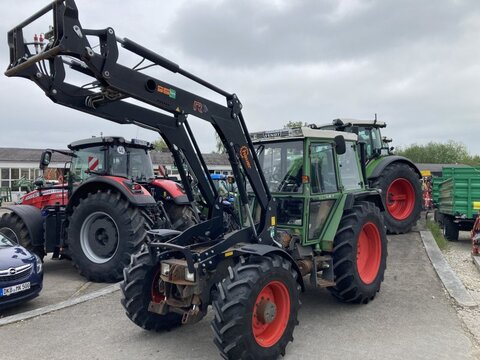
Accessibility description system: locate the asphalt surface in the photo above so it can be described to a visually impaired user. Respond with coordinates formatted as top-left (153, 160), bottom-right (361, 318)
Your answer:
top-left (1, 232), bottom-right (479, 360)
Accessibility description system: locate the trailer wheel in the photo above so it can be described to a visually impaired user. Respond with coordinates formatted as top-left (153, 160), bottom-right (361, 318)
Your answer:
top-left (0, 212), bottom-right (45, 259)
top-left (442, 216), bottom-right (459, 241)
top-left (329, 201), bottom-right (388, 304)
top-left (371, 162), bottom-right (421, 234)
top-left (211, 255), bottom-right (300, 359)
top-left (120, 247), bottom-right (182, 331)
top-left (66, 190), bottom-right (145, 282)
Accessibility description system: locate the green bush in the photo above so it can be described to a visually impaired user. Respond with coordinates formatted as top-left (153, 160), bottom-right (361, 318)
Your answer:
top-left (426, 220), bottom-right (448, 250)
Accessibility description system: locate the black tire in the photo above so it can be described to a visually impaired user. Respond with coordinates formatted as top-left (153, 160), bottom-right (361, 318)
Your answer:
top-left (120, 247), bottom-right (183, 331)
top-left (66, 190), bottom-right (145, 282)
top-left (164, 203), bottom-right (198, 231)
top-left (211, 255), bottom-right (300, 360)
top-left (329, 201), bottom-right (388, 304)
top-left (433, 209), bottom-right (444, 225)
top-left (0, 212), bottom-right (45, 259)
top-left (442, 216), bottom-right (459, 241)
top-left (370, 162), bottom-right (422, 234)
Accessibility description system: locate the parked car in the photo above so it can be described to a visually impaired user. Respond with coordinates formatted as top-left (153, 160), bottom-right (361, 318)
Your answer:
top-left (0, 232), bottom-right (43, 310)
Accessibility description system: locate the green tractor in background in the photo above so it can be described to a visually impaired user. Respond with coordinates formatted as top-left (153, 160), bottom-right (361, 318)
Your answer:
top-left (320, 119), bottom-right (422, 234)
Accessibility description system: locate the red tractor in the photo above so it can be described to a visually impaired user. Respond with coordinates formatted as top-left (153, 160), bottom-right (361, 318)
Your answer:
top-left (0, 136), bottom-right (197, 282)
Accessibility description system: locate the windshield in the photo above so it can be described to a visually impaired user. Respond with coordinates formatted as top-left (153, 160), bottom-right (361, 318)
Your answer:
top-left (109, 146), bottom-right (155, 181)
top-left (257, 140), bottom-right (304, 193)
top-left (71, 146), bottom-right (105, 182)
top-left (0, 233), bottom-right (15, 247)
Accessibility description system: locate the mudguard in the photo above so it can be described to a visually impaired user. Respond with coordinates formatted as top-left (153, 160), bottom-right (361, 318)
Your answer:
top-left (345, 190), bottom-right (385, 212)
top-left (67, 176), bottom-right (156, 213)
top-left (368, 156), bottom-right (421, 179)
top-left (150, 179), bottom-right (189, 205)
top-left (0, 205), bottom-right (44, 246)
top-left (234, 244), bottom-right (305, 291)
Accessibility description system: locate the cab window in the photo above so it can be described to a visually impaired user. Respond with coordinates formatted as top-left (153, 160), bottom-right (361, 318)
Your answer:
top-left (310, 144), bottom-right (337, 194)
top-left (338, 142), bottom-right (362, 190)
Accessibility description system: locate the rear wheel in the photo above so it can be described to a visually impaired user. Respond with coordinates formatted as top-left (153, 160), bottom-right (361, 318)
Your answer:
top-left (164, 203), bottom-right (198, 231)
top-left (329, 201), bottom-right (388, 303)
top-left (442, 216), bottom-right (459, 241)
top-left (211, 255), bottom-right (300, 359)
top-left (66, 190), bottom-right (145, 282)
top-left (370, 162), bottom-right (422, 234)
top-left (0, 212), bottom-right (45, 259)
top-left (120, 247), bottom-right (182, 331)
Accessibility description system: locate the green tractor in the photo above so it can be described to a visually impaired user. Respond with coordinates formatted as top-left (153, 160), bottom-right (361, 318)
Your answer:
top-left (320, 119), bottom-right (422, 234)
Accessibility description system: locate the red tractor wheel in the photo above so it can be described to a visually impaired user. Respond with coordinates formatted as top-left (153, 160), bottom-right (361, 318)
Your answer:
top-left (211, 255), bottom-right (300, 359)
top-left (371, 162), bottom-right (422, 234)
top-left (329, 201), bottom-right (388, 303)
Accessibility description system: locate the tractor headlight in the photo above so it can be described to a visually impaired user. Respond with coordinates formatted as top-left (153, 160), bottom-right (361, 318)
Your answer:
top-left (184, 268), bottom-right (195, 282)
top-left (161, 263), bottom-right (170, 276)
top-left (34, 255), bottom-right (43, 273)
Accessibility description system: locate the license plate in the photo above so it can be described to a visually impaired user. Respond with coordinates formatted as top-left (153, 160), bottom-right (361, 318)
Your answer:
top-left (0, 282), bottom-right (31, 297)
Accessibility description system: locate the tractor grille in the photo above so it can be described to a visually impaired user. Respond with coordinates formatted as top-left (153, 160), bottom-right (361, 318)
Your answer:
top-left (0, 264), bottom-right (33, 282)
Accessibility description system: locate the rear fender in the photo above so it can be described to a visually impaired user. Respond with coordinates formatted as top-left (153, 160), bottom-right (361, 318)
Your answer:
top-left (234, 244), bottom-right (305, 291)
top-left (345, 191), bottom-right (385, 212)
top-left (368, 156), bottom-right (421, 180)
top-left (150, 179), bottom-right (189, 204)
top-left (0, 205), bottom-right (44, 246)
top-left (67, 176), bottom-right (155, 213)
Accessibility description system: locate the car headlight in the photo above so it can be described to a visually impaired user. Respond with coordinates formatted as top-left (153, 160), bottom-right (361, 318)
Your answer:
top-left (34, 255), bottom-right (43, 273)
top-left (161, 263), bottom-right (170, 276)
top-left (184, 268), bottom-right (195, 282)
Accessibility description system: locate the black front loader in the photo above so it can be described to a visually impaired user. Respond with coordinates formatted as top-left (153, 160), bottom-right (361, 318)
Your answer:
top-left (5, 0), bottom-right (285, 268)
top-left (6, 2), bottom-right (315, 358)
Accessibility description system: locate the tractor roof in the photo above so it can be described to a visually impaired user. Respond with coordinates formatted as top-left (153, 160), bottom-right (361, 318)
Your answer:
top-left (250, 126), bottom-right (358, 143)
top-left (321, 118), bottom-right (387, 129)
top-left (68, 136), bottom-right (153, 150)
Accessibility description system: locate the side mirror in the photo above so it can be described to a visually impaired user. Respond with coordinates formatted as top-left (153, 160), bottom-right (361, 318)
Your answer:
top-left (39, 150), bottom-right (52, 170)
top-left (334, 135), bottom-right (346, 155)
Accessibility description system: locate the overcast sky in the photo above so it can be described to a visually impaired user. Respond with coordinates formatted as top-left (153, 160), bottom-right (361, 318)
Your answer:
top-left (1, 0), bottom-right (480, 155)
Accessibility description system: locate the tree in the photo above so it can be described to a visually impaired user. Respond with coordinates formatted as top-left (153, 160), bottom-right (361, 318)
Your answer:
top-left (152, 138), bottom-right (168, 152)
top-left (396, 140), bottom-right (480, 165)
top-left (284, 121), bottom-right (307, 129)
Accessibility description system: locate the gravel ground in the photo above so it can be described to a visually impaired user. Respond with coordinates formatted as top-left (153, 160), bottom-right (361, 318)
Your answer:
top-left (442, 231), bottom-right (480, 348)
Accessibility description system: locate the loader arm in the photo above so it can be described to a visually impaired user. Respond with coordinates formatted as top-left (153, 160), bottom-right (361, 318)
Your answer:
top-left (5, 0), bottom-right (274, 241)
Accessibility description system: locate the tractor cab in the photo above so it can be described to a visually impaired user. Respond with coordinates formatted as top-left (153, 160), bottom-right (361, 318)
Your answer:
top-left (250, 126), bottom-right (375, 251)
top-left (320, 119), bottom-right (391, 162)
top-left (68, 136), bottom-right (155, 185)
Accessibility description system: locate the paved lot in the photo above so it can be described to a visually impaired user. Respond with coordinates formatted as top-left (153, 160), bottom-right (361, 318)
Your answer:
top-left (1, 232), bottom-right (479, 360)
top-left (0, 257), bottom-right (108, 318)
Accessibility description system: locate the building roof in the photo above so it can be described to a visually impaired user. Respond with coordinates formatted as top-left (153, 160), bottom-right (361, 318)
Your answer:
top-left (0, 147), bottom-right (231, 166)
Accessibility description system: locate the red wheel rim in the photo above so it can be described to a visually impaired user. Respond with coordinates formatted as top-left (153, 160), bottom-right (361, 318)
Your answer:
top-left (252, 280), bottom-right (290, 347)
top-left (357, 222), bottom-right (382, 285)
top-left (386, 178), bottom-right (415, 220)
top-left (151, 269), bottom-right (164, 303)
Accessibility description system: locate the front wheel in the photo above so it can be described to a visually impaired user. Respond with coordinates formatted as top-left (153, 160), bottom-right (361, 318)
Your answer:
top-left (120, 247), bottom-right (182, 331)
top-left (0, 212), bottom-right (45, 259)
top-left (66, 190), bottom-right (146, 282)
top-left (211, 255), bottom-right (300, 359)
top-left (329, 201), bottom-right (388, 304)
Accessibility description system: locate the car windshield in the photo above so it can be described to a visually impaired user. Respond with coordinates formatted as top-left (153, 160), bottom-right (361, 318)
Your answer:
top-left (0, 233), bottom-right (15, 248)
